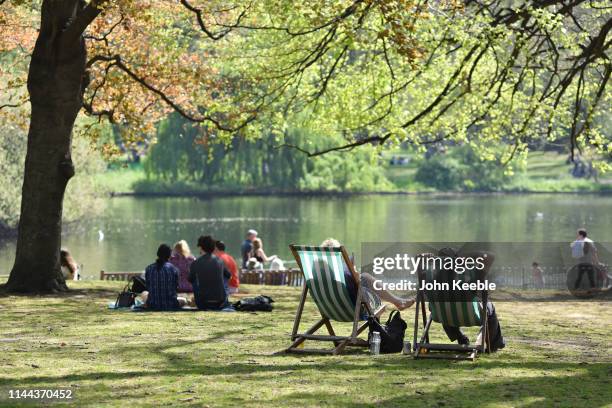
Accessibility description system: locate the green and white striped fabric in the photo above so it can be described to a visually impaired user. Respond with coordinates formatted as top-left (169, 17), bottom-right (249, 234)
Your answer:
top-left (423, 268), bottom-right (482, 327)
top-left (292, 246), bottom-right (356, 322)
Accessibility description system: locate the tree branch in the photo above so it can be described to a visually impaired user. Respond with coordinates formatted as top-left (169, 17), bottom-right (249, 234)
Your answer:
top-left (179, 0), bottom-right (250, 40)
top-left (87, 55), bottom-right (257, 132)
top-left (63, 0), bottom-right (108, 42)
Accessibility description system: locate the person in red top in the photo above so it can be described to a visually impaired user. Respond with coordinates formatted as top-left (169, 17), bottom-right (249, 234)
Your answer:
top-left (215, 240), bottom-right (240, 294)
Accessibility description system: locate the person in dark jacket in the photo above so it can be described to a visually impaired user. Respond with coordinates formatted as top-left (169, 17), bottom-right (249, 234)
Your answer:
top-left (240, 229), bottom-right (258, 269)
top-left (189, 235), bottom-right (232, 310)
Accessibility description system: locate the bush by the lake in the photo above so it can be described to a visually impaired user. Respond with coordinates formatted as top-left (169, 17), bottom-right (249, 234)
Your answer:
top-left (415, 146), bottom-right (521, 191)
top-left (0, 126), bottom-right (106, 231)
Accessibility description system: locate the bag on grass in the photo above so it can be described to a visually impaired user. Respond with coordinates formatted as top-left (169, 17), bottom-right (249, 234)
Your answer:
top-left (233, 295), bottom-right (274, 312)
top-left (367, 310), bottom-right (407, 353)
top-left (114, 280), bottom-right (137, 308)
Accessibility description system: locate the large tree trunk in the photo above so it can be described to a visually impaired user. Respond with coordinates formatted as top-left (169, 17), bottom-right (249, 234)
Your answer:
top-left (6, 1), bottom-right (87, 293)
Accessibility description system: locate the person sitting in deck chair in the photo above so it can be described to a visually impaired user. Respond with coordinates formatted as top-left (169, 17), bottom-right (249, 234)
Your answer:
top-left (425, 247), bottom-right (505, 351)
top-left (320, 238), bottom-right (414, 311)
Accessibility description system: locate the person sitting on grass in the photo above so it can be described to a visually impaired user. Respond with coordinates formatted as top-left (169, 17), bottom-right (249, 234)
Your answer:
top-left (215, 240), bottom-right (240, 294)
top-left (143, 244), bottom-right (188, 310)
top-left (170, 240), bottom-right (196, 293)
top-left (60, 249), bottom-right (80, 281)
top-left (189, 235), bottom-right (232, 310)
top-left (320, 238), bottom-right (415, 311)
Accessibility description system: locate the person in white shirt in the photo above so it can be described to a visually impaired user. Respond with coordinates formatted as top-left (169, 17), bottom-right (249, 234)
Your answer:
top-left (571, 228), bottom-right (599, 289)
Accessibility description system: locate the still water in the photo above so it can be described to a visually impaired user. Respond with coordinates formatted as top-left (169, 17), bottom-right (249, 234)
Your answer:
top-left (0, 194), bottom-right (610, 279)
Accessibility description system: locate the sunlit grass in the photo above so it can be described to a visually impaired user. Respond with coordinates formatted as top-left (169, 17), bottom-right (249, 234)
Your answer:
top-left (0, 281), bottom-right (610, 407)
top-left (93, 164), bottom-right (147, 194)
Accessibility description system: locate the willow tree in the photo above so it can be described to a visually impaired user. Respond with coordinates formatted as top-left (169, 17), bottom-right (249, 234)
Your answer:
top-left (0, 0), bottom-right (610, 292)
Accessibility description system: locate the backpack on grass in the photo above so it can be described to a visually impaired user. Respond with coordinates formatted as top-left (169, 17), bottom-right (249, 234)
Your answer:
top-left (367, 310), bottom-right (407, 353)
top-left (233, 295), bottom-right (274, 312)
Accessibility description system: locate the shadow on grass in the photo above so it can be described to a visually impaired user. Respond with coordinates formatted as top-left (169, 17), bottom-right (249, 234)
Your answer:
top-left (273, 367), bottom-right (609, 407)
top-left (0, 360), bottom-right (609, 407)
top-left (0, 284), bottom-right (121, 299)
top-left (1, 346), bottom-right (608, 384)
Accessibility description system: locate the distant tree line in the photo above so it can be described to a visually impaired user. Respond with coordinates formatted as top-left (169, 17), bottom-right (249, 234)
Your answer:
top-left (142, 114), bottom-right (390, 192)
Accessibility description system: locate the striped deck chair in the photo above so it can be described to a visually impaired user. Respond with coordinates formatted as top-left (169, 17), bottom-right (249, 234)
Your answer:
top-left (413, 266), bottom-right (490, 360)
top-left (286, 245), bottom-right (386, 355)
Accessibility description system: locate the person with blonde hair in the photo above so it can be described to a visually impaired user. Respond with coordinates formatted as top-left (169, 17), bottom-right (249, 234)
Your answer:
top-left (251, 238), bottom-right (279, 264)
top-left (320, 238), bottom-right (414, 311)
top-left (170, 239), bottom-right (196, 293)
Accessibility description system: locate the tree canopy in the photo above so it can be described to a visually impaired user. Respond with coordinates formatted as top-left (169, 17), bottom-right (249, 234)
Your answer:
top-left (1, 0), bottom-right (610, 166)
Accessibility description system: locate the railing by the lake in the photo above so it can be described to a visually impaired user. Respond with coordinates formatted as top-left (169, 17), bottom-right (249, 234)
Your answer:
top-left (491, 265), bottom-right (593, 289)
top-left (100, 271), bottom-right (143, 281)
top-left (239, 269), bottom-right (303, 286)
top-left (99, 265), bottom-right (605, 289)
top-left (99, 268), bottom-right (304, 287)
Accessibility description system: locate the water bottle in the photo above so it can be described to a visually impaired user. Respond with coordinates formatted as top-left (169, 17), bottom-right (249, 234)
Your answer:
top-left (370, 331), bottom-right (381, 355)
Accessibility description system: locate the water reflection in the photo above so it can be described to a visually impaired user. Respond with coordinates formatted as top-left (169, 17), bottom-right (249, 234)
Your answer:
top-left (0, 194), bottom-right (610, 279)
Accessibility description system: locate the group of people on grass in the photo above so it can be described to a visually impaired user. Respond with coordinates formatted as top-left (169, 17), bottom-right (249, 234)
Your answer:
top-left (135, 234), bottom-right (505, 349)
top-left (141, 235), bottom-right (239, 311)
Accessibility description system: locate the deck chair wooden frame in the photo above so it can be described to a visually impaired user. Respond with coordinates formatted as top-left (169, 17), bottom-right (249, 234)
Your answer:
top-left (285, 245), bottom-right (386, 355)
top-left (413, 268), bottom-right (491, 361)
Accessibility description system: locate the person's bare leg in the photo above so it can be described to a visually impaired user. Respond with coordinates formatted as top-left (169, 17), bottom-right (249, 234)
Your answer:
top-left (361, 273), bottom-right (415, 310)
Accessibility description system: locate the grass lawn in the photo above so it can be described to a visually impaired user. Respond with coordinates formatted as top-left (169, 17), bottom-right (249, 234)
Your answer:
top-left (94, 165), bottom-right (147, 195)
top-left (0, 281), bottom-right (610, 407)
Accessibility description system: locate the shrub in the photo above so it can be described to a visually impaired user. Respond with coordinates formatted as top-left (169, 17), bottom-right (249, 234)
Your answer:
top-left (415, 146), bottom-right (517, 191)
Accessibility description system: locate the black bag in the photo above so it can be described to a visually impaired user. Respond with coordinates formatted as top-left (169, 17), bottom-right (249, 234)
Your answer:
top-left (233, 295), bottom-right (274, 312)
top-left (368, 310), bottom-right (407, 353)
top-left (114, 280), bottom-right (137, 308)
top-left (115, 291), bottom-right (136, 308)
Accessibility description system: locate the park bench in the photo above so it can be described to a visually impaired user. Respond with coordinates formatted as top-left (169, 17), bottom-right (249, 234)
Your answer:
top-left (99, 271), bottom-right (144, 281)
top-left (238, 268), bottom-right (303, 286)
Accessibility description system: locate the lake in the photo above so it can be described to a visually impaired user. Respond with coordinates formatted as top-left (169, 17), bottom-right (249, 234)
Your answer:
top-left (0, 194), bottom-right (610, 279)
